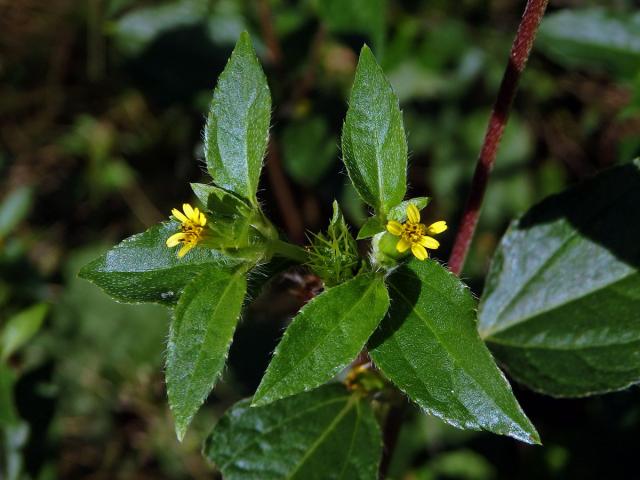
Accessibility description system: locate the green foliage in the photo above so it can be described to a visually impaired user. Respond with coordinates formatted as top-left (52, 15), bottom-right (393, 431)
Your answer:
top-left (79, 222), bottom-right (236, 305)
top-left (479, 160), bottom-right (640, 397)
top-left (0, 187), bottom-right (32, 240)
top-left (0, 364), bottom-right (17, 426)
top-left (357, 197), bottom-right (431, 239)
top-left (387, 197), bottom-right (431, 222)
top-left (69, 16), bottom-right (640, 478)
top-left (204, 32), bottom-right (271, 205)
top-left (166, 267), bottom-right (247, 440)
top-left (538, 8), bottom-right (640, 79)
top-left (342, 45), bottom-right (407, 215)
top-left (110, 0), bottom-right (209, 56)
top-left (191, 183), bottom-right (252, 218)
top-left (356, 217), bottom-right (385, 240)
top-left (253, 273), bottom-right (389, 406)
top-left (369, 260), bottom-right (539, 444)
top-left (205, 384), bottom-right (382, 480)
top-left (192, 183), bottom-right (276, 255)
top-left (282, 116), bottom-right (337, 187)
top-left (0, 304), bottom-right (48, 361)
top-left (307, 201), bottom-right (360, 286)
top-left (316, 0), bottom-right (386, 55)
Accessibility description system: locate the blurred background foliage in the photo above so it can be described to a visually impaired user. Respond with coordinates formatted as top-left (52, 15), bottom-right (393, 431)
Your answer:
top-left (1, 0), bottom-right (639, 478)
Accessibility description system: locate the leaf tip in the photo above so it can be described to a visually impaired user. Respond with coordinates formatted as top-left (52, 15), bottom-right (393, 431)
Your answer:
top-left (359, 43), bottom-right (375, 61)
top-left (77, 258), bottom-right (98, 280)
top-left (250, 388), bottom-right (270, 408)
top-left (174, 422), bottom-right (187, 443)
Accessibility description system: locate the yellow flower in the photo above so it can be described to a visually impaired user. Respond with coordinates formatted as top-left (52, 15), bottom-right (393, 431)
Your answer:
top-left (166, 203), bottom-right (207, 258)
top-left (386, 203), bottom-right (447, 261)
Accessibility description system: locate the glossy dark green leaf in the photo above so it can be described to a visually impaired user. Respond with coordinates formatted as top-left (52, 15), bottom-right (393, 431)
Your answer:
top-left (253, 273), bottom-right (389, 406)
top-left (204, 31), bottom-right (271, 205)
top-left (479, 160), bottom-right (640, 397)
top-left (166, 267), bottom-right (247, 440)
top-left (537, 8), bottom-right (640, 79)
top-left (369, 260), bottom-right (539, 444)
top-left (342, 46), bottom-right (407, 215)
top-left (0, 304), bottom-right (48, 361)
top-left (79, 222), bottom-right (236, 305)
top-left (205, 384), bottom-right (381, 480)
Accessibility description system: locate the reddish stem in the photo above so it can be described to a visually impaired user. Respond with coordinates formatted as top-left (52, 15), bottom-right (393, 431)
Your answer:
top-left (448, 0), bottom-right (549, 276)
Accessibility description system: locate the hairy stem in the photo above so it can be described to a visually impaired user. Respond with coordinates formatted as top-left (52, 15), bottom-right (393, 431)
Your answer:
top-left (448, 0), bottom-right (549, 276)
top-left (267, 238), bottom-right (309, 264)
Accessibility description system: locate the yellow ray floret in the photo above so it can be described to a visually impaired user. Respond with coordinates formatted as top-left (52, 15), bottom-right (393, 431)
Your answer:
top-left (386, 203), bottom-right (447, 261)
top-left (166, 203), bottom-right (207, 258)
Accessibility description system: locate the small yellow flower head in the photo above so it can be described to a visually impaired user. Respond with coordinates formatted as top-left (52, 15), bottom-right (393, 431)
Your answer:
top-left (166, 203), bottom-right (207, 258)
top-left (386, 203), bottom-right (447, 261)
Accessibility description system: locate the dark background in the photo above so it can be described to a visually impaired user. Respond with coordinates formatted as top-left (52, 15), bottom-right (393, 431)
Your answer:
top-left (1, 0), bottom-right (639, 478)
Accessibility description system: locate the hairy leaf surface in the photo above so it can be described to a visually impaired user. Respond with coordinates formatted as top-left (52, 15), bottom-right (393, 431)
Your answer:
top-left (204, 31), bottom-right (271, 204)
top-left (79, 222), bottom-right (235, 305)
top-left (166, 267), bottom-right (246, 440)
top-left (342, 46), bottom-right (407, 215)
top-left (205, 384), bottom-right (381, 480)
top-left (253, 273), bottom-right (389, 406)
top-left (369, 260), bottom-right (539, 444)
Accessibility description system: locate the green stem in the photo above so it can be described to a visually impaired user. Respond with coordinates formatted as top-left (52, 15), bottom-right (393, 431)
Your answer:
top-left (268, 239), bottom-right (309, 263)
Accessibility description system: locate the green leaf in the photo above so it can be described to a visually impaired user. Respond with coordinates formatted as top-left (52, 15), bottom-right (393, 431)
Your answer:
top-left (537, 8), bottom-right (640, 79)
top-left (369, 260), bottom-right (539, 444)
top-left (110, 0), bottom-right (205, 57)
top-left (166, 267), bottom-right (247, 440)
top-left (205, 384), bottom-right (381, 480)
top-left (204, 31), bottom-right (271, 205)
top-left (0, 187), bottom-right (32, 239)
top-left (0, 363), bottom-right (18, 426)
top-left (316, 0), bottom-right (386, 55)
top-left (0, 304), bottom-right (48, 361)
top-left (191, 183), bottom-right (251, 218)
top-left (342, 45), bottom-right (407, 215)
top-left (282, 116), bottom-right (337, 187)
top-left (357, 217), bottom-right (385, 240)
top-left (479, 160), bottom-right (640, 397)
top-left (387, 197), bottom-right (430, 222)
top-left (79, 222), bottom-right (236, 305)
top-left (253, 273), bottom-right (389, 406)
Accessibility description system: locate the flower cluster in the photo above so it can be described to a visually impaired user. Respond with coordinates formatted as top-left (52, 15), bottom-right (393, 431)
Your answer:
top-left (166, 203), bottom-right (207, 258)
top-left (386, 203), bottom-right (447, 260)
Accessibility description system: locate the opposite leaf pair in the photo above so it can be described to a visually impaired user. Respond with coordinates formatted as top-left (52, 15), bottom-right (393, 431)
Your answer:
top-left (252, 258), bottom-right (539, 445)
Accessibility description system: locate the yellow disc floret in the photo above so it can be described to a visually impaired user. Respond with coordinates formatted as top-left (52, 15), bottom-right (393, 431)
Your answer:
top-left (166, 203), bottom-right (207, 258)
top-left (386, 203), bottom-right (447, 261)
